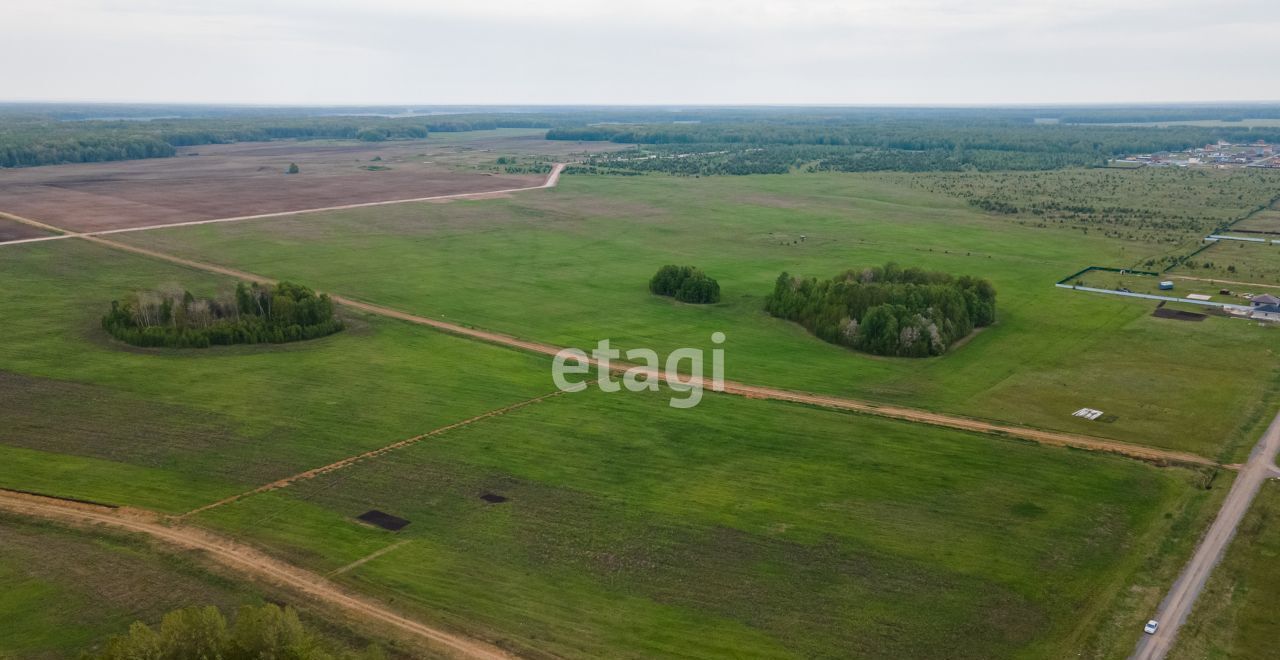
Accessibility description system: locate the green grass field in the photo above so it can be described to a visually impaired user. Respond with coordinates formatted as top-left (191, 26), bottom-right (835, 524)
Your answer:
top-left (1235, 203), bottom-right (1280, 233)
top-left (1170, 482), bottom-right (1280, 659)
top-left (117, 172), bottom-right (1280, 460)
top-left (1174, 240), bottom-right (1280, 287)
top-left (191, 388), bottom-right (1226, 659)
top-left (0, 240), bottom-right (555, 512)
top-left (1, 156), bottom-right (1278, 659)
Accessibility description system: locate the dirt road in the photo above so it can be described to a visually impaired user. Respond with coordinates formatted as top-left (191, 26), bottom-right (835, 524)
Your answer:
top-left (0, 163), bottom-right (565, 247)
top-left (0, 489), bottom-right (513, 660)
top-left (1130, 411), bottom-right (1280, 660)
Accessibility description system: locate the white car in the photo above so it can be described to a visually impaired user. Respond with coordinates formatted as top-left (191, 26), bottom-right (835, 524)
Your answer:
top-left (1144, 620), bottom-right (1159, 635)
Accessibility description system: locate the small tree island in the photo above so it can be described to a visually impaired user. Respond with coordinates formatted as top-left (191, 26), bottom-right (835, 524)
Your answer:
top-left (102, 281), bottom-right (343, 348)
top-left (649, 265), bottom-right (721, 304)
top-left (764, 263), bottom-right (996, 357)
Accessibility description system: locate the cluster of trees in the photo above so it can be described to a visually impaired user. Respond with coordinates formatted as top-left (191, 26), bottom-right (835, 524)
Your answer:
top-left (102, 281), bottom-right (342, 348)
top-left (649, 265), bottom-right (721, 304)
top-left (764, 263), bottom-right (996, 357)
top-left (89, 604), bottom-right (384, 660)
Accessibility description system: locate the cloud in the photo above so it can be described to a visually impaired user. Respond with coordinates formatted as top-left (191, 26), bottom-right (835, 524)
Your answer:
top-left (1, 0), bottom-right (1277, 104)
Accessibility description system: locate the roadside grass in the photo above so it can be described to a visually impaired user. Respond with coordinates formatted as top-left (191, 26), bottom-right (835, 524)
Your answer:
top-left (0, 512), bottom-right (401, 659)
top-left (0, 512), bottom-right (256, 658)
top-left (1170, 482), bottom-right (1280, 660)
top-left (117, 172), bottom-right (1280, 459)
top-left (0, 239), bottom-right (555, 512)
top-left (194, 387), bottom-right (1224, 659)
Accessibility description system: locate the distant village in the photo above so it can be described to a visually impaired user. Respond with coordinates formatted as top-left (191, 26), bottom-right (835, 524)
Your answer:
top-left (1112, 140), bottom-right (1280, 169)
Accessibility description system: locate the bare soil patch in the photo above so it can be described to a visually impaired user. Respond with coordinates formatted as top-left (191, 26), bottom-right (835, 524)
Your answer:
top-left (1153, 307), bottom-right (1207, 322)
top-left (356, 510), bottom-right (411, 531)
top-left (0, 138), bottom-right (558, 232)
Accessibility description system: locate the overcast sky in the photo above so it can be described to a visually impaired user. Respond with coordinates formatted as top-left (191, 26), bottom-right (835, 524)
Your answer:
top-left (3, 0), bottom-right (1277, 105)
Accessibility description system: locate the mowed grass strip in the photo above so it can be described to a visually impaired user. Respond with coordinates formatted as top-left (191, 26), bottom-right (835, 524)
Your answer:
top-left (117, 172), bottom-right (1280, 460)
top-left (194, 388), bottom-right (1223, 659)
top-left (0, 239), bottom-right (556, 512)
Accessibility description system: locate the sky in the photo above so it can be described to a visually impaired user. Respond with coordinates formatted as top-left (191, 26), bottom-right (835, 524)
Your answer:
top-left (3, 0), bottom-right (1278, 106)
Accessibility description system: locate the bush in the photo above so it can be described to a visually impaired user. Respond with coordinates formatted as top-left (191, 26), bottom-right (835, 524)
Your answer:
top-left (649, 265), bottom-right (721, 304)
top-left (764, 263), bottom-right (996, 357)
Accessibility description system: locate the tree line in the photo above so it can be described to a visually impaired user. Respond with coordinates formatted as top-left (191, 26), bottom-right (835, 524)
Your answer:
top-left (0, 113), bottom-right (562, 168)
top-left (650, 265), bottom-right (721, 304)
top-left (102, 281), bottom-right (343, 348)
top-left (764, 263), bottom-right (996, 357)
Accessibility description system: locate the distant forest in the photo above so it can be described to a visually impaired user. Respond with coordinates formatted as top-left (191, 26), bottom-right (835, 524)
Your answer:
top-left (5, 103), bottom-right (1280, 170)
top-left (764, 263), bottom-right (996, 357)
top-left (103, 281), bottom-right (342, 348)
top-left (552, 120), bottom-right (1280, 174)
top-left (0, 111), bottom-right (556, 167)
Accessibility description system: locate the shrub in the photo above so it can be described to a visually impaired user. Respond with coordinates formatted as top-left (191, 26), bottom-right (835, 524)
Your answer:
top-left (649, 265), bottom-right (721, 304)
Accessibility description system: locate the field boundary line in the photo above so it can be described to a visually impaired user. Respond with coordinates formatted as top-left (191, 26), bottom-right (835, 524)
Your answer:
top-left (18, 217), bottom-right (1230, 472)
top-left (0, 489), bottom-right (513, 660)
top-left (179, 390), bottom-right (565, 519)
top-left (0, 164), bottom-right (564, 247)
top-left (328, 540), bottom-right (412, 578)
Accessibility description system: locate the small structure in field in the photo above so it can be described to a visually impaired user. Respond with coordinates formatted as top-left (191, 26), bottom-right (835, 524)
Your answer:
top-left (1159, 281), bottom-right (1174, 290)
top-left (1072, 408), bottom-right (1105, 421)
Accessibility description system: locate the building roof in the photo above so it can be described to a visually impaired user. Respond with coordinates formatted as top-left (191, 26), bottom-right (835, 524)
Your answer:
top-left (1253, 304), bottom-right (1280, 314)
top-left (1251, 294), bottom-right (1280, 305)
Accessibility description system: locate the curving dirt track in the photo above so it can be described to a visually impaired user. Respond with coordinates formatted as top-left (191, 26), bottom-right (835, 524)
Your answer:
top-left (0, 489), bottom-right (513, 660)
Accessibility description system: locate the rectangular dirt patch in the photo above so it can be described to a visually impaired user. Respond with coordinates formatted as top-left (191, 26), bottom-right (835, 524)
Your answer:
top-left (1153, 307), bottom-right (1207, 322)
top-left (356, 510), bottom-right (410, 531)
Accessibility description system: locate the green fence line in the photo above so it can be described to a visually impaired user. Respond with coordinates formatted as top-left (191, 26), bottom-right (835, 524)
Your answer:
top-left (1056, 265), bottom-right (1161, 286)
top-left (1162, 242), bottom-right (1216, 273)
